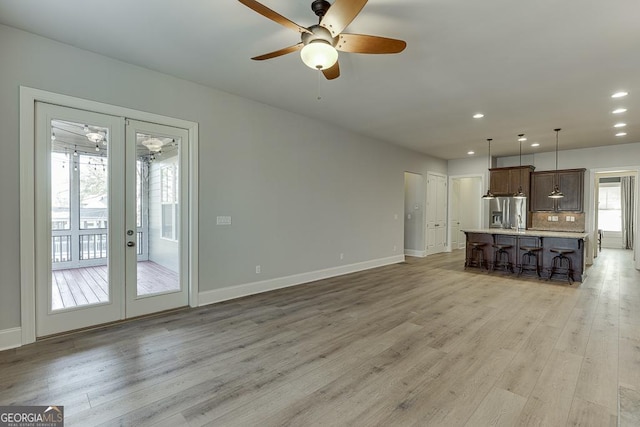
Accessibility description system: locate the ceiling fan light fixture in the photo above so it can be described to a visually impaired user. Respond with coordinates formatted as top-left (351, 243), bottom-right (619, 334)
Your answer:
top-left (142, 137), bottom-right (164, 152)
top-left (300, 39), bottom-right (338, 70)
top-left (86, 132), bottom-right (104, 143)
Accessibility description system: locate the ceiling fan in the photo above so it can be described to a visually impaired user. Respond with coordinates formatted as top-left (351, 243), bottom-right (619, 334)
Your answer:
top-left (237, 0), bottom-right (407, 80)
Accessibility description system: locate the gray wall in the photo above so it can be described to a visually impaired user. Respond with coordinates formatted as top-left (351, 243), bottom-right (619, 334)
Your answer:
top-left (0, 25), bottom-right (446, 331)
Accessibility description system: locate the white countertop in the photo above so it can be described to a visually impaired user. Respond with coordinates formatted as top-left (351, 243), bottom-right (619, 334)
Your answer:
top-left (462, 228), bottom-right (589, 239)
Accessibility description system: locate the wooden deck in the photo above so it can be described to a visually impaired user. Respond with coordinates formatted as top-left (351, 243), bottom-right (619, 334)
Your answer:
top-left (51, 261), bottom-right (179, 310)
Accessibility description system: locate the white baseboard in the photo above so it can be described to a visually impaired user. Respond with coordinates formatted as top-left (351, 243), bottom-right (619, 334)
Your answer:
top-left (404, 249), bottom-right (427, 257)
top-left (199, 255), bottom-right (405, 306)
top-left (0, 327), bottom-right (22, 351)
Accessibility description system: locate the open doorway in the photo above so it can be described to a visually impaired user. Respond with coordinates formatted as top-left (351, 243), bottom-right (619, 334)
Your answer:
top-left (404, 172), bottom-right (426, 257)
top-left (594, 171), bottom-right (636, 253)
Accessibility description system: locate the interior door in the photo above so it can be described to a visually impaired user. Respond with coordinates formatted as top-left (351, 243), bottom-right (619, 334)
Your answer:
top-left (451, 179), bottom-right (460, 250)
top-left (35, 103), bottom-right (124, 336)
top-left (35, 104), bottom-right (189, 337)
top-left (426, 173), bottom-right (448, 255)
top-left (124, 120), bottom-right (189, 318)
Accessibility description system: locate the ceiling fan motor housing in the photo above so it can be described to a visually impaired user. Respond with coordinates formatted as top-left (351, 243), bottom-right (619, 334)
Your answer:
top-left (301, 25), bottom-right (338, 46)
top-left (311, 0), bottom-right (331, 17)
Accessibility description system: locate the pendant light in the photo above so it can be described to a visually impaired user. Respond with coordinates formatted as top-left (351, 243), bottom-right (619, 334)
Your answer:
top-left (482, 138), bottom-right (495, 199)
top-left (513, 134), bottom-right (527, 199)
top-left (548, 128), bottom-right (565, 199)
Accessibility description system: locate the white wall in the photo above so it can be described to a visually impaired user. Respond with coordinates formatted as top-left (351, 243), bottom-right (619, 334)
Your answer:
top-left (0, 24), bottom-right (447, 331)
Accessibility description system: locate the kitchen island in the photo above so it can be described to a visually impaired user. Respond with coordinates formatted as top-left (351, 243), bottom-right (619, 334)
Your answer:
top-left (462, 228), bottom-right (589, 282)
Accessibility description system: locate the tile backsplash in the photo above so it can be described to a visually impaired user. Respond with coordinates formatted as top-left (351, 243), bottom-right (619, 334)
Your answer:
top-left (531, 212), bottom-right (585, 232)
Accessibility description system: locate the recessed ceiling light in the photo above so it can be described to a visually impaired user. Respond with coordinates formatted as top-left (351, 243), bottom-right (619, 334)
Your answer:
top-left (614, 123), bottom-right (627, 128)
top-left (467, 151), bottom-right (475, 155)
top-left (531, 143), bottom-right (540, 147)
top-left (611, 91), bottom-right (628, 98)
top-left (473, 113), bottom-right (484, 119)
top-left (616, 132), bottom-right (627, 137)
top-left (613, 108), bottom-right (627, 114)
top-left (518, 137), bottom-right (527, 142)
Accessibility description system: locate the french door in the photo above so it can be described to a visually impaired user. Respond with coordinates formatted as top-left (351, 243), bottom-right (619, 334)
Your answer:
top-left (35, 103), bottom-right (189, 337)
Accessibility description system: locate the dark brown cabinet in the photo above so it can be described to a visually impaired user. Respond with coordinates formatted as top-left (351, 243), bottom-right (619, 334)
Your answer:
top-left (531, 171), bottom-right (556, 211)
top-left (531, 169), bottom-right (585, 212)
top-left (489, 166), bottom-right (534, 196)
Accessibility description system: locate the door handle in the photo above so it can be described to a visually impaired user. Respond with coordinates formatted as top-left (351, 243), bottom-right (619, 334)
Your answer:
top-left (127, 241), bottom-right (135, 247)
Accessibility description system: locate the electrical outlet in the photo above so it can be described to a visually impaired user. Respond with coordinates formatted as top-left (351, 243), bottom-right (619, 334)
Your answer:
top-left (255, 265), bottom-right (261, 274)
top-left (566, 216), bottom-right (571, 221)
top-left (393, 245), bottom-right (397, 252)
top-left (553, 216), bottom-right (559, 221)
top-left (547, 216), bottom-right (552, 221)
top-left (394, 214), bottom-right (398, 220)
top-left (340, 253), bottom-right (344, 260)
top-left (216, 216), bottom-right (232, 225)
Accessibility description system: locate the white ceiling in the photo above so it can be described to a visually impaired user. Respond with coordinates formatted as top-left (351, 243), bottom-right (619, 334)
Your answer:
top-left (1, 0), bottom-right (639, 160)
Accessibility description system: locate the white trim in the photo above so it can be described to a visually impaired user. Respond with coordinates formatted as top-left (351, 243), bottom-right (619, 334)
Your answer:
top-left (404, 249), bottom-right (427, 257)
top-left (198, 255), bottom-right (405, 306)
top-left (20, 86), bottom-right (199, 344)
top-left (0, 328), bottom-right (22, 351)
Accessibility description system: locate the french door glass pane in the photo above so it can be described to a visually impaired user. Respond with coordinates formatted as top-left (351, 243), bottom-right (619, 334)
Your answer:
top-left (136, 132), bottom-right (180, 296)
top-left (50, 119), bottom-right (110, 311)
top-left (79, 154), bottom-right (108, 230)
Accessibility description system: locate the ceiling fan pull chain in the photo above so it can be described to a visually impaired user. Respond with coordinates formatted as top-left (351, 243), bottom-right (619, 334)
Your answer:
top-left (316, 70), bottom-right (322, 100)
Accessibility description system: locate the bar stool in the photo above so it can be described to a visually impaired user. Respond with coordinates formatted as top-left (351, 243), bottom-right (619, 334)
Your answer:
top-left (465, 242), bottom-right (488, 270)
top-left (518, 246), bottom-right (543, 278)
top-left (548, 248), bottom-right (575, 284)
top-left (491, 243), bottom-right (513, 273)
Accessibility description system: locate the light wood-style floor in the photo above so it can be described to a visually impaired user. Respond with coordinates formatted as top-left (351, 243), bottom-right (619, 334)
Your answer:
top-left (52, 261), bottom-right (179, 310)
top-left (2, 249), bottom-right (639, 426)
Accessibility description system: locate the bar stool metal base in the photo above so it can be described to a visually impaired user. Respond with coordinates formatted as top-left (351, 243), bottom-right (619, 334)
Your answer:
top-left (466, 242), bottom-right (488, 270)
top-left (547, 248), bottom-right (575, 284)
top-left (518, 246), bottom-right (543, 278)
top-left (491, 244), bottom-right (513, 273)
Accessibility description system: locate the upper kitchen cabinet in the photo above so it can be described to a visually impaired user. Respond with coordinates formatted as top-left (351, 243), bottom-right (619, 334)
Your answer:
top-left (489, 166), bottom-right (534, 196)
top-left (531, 169), bottom-right (586, 212)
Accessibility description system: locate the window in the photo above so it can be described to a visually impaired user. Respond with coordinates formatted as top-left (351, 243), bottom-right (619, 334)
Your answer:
top-left (51, 152), bottom-right (70, 230)
top-left (598, 181), bottom-right (621, 231)
top-left (79, 154), bottom-right (108, 230)
top-left (160, 164), bottom-right (178, 240)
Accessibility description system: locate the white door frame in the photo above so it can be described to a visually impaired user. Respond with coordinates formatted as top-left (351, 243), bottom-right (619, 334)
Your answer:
top-left (20, 87), bottom-right (199, 345)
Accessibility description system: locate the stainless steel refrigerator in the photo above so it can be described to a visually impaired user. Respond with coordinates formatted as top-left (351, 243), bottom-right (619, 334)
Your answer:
top-left (488, 197), bottom-right (527, 230)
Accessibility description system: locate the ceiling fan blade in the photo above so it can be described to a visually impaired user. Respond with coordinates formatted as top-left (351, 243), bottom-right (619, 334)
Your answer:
top-left (322, 61), bottom-right (340, 80)
top-left (251, 43), bottom-right (304, 60)
top-left (238, 0), bottom-right (311, 34)
top-left (320, 0), bottom-right (368, 37)
top-left (336, 34), bottom-right (406, 54)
